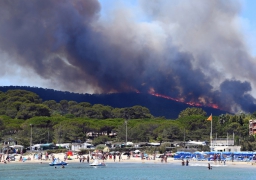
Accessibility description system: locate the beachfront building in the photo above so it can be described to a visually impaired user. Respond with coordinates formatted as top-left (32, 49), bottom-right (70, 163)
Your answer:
top-left (56, 143), bottom-right (71, 149)
top-left (31, 143), bottom-right (56, 151)
top-left (211, 138), bottom-right (241, 152)
top-left (71, 142), bottom-right (95, 151)
top-left (249, 119), bottom-right (256, 135)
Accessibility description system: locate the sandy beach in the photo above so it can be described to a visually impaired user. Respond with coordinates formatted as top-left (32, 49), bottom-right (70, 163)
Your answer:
top-left (2, 153), bottom-right (256, 168)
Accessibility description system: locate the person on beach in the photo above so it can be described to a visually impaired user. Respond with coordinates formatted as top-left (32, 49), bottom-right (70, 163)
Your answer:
top-left (46, 152), bottom-right (48, 160)
top-left (231, 153), bottom-right (234, 162)
top-left (119, 154), bottom-right (121, 162)
top-left (213, 154), bottom-right (217, 164)
top-left (113, 154), bottom-right (116, 162)
top-left (87, 155), bottom-right (89, 163)
top-left (218, 154), bottom-right (221, 164)
top-left (6, 155), bottom-right (10, 162)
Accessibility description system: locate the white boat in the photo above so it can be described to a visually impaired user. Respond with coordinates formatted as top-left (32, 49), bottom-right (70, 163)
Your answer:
top-left (89, 159), bottom-right (106, 166)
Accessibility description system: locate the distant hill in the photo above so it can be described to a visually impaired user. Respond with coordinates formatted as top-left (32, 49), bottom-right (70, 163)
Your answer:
top-left (0, 86), bottom-right (228, 119)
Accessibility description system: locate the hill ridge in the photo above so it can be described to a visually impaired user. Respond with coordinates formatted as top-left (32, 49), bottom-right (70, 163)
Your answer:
top-left (0, 86), bottom-right (228, 119)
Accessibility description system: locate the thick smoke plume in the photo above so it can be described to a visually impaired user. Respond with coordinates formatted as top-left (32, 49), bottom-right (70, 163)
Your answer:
top-left (0, 0), bottom-right (256, 113)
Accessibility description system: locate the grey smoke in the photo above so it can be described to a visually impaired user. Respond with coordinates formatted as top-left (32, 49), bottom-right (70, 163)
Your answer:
top-left (0, 0), bottom-right (255, 113)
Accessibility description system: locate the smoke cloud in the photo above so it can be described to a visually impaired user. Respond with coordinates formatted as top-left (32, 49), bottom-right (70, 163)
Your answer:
top-left (0, 0), bottom-right (255, 113)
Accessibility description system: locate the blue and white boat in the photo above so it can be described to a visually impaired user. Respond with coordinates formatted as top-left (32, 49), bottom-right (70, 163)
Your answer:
top-left (49, 158), bottom-right (68, 166)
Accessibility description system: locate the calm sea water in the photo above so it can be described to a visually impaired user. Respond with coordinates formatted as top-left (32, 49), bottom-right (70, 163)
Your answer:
top-left (0, 162), bottom-right (256, 180)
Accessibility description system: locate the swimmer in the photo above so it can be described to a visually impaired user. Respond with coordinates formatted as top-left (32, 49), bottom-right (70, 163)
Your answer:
top-left (62, 165), bottom-right (65, 168)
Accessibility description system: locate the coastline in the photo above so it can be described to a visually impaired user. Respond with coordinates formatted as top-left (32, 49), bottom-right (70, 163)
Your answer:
top-left (2, 153), bottom-right (256, 168)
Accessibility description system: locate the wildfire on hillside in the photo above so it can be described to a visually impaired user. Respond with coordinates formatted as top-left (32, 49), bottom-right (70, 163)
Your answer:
top-left (148, 88), bottom-right (219, 109)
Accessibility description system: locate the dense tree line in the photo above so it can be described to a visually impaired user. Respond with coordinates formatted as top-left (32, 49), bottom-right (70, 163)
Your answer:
top-left (0, 90), bottom-right (255, 151)
top-left (0, 90), bottom-right (153, 120)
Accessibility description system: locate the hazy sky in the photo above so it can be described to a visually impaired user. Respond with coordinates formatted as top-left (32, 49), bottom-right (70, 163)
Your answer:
top-left (0, 0), bottom-right (256, 113)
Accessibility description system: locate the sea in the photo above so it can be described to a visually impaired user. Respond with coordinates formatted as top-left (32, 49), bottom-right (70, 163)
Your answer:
top-left (0, 162), bottom-right (256, 180)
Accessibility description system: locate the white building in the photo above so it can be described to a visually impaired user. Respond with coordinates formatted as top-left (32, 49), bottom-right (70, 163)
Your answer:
top-left (212, 145), bottom-right (241, 152)
top-left (71, 143), bottom-right (95, 151)
top-left (211, 138), bottom-right (241, 152)
top-left (56, 143), bottom-right (71, 149)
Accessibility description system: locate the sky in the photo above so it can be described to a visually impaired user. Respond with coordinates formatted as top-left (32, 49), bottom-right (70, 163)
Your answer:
top-left (0, 0), bottom-right (256, 113)
top-left (239, 0), bottom-right (256, 56)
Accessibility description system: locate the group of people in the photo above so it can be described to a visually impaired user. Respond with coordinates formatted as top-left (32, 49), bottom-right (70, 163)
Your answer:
top-left (0, 154), bottom-right (11, 163)
top-left (160, 155), bottom-right (168, 163)
top-left (181, 159), bottom-right (189, 166)
top-left (82, 151), bottom-right (123, 162)
top-left (78, 155), bottom-right (90, 163)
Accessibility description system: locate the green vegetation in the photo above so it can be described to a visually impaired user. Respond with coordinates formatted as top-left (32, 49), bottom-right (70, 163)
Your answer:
top-left (0, 90), bottom-right (255, 151)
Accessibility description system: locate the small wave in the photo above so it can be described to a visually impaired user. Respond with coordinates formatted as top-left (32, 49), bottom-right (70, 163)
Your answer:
top-left (190, 164), bottom-right (227, 167)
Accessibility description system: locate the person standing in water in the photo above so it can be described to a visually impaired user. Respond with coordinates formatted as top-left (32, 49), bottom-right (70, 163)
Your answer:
top-left (182, 159), bottom-right (185, 166)
top-left (186, 159), bottom-right (189, 166)
top-left (208, 163), bottom-right (212, 170)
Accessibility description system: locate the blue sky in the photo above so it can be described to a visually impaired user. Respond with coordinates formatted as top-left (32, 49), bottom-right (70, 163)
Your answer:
top-left (240, 0), bottom-right (256, 55)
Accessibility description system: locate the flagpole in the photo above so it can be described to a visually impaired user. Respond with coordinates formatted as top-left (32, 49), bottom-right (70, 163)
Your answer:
top-left (210, 114), bottom-right (212, 152)
top-left (206, 114), bottom-right (213, 152)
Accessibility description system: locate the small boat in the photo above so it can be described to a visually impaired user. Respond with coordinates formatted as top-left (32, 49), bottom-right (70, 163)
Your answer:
top-left (90, 159), bottom-right (106, 166)
top-left (49, 158), bottom-right (68, 166)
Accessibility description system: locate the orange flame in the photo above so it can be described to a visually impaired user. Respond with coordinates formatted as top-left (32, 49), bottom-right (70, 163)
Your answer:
top-left (147, 88), bottom-right (219, 109)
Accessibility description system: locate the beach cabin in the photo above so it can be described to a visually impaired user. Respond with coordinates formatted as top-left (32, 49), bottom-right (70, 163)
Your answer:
top-left (71, 142), bottom-right (95, 151)
top-left (1, 145), bottom-right (24, 154)
top-left (10, 145), bottom-right (24, 154)
top-left (31, 143), bottom-right (56, 151)
top-left (56, 143), bottom-right (71, 149)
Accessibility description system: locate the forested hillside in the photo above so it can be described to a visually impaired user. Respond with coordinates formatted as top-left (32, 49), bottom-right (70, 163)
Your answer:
top-left (0, 89), bottom-right (255, 151)
top-left (0, 86), bottom-right (228, 119)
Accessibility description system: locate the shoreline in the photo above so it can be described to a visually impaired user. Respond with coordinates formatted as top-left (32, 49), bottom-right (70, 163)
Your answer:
top-left (1, 153), bottom-right (256, 168)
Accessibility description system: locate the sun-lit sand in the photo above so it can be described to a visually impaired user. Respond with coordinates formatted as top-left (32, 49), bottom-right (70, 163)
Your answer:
top-left (1, 153), bottom-right (256, 168)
